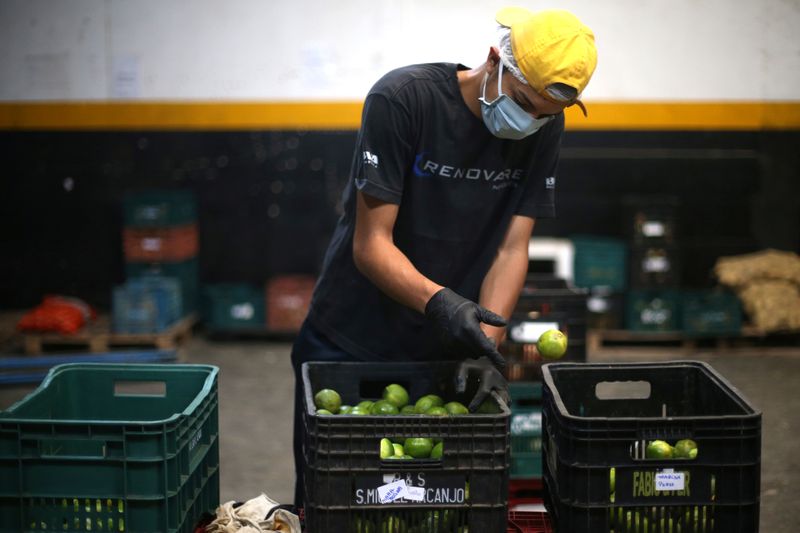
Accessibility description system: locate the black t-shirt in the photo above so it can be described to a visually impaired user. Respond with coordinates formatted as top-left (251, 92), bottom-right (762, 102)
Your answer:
top-left (307, 62), bottom-right (562, 361)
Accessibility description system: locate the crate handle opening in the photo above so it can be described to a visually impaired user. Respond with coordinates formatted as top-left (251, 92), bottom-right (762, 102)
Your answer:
top-left (595, 380), bottom-right (651, 400)
top-left (114, 380), bottom-right (166, 397)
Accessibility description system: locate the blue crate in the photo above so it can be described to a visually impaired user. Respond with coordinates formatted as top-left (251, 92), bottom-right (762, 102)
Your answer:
top-left (113, 277), bottom-right (181, 333)
top-left (126, 259), bottom-right (199, 315)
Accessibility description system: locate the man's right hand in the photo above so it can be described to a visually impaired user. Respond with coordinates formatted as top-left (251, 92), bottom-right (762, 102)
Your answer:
top-left (424, 288), bottom-right (507, 369)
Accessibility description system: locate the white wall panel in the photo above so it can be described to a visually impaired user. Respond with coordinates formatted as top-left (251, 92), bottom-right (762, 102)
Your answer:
top-left (0, 0), bottom-right (798, 101)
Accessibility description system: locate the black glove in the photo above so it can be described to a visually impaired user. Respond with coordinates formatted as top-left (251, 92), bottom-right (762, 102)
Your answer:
top-left (424, 288), bottom-right (507, 369)
top-left (455, 356), bottom-right (510, 412)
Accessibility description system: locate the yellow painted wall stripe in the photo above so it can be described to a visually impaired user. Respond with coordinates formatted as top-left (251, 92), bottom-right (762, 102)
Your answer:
top-left (1, 101), bottom-right (799, 130)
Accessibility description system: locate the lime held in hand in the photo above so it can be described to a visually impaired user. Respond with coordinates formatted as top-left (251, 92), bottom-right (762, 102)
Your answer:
top-left (537, 329), bottom-right (568, 360)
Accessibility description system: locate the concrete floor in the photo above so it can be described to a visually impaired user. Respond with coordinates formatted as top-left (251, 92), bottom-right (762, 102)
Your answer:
top-left (1, 337), bottom-right (798, 532)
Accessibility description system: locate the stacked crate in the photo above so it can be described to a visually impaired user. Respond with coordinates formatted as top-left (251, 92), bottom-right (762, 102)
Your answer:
top-left (265, 274), bottom-right (315, 334)
top-left (118, 190), bottom-right (199, 333)
top-left (202, 283), bottom-right (266, 333)
top-left (571, 235), bottom-right (628, 330)
top-left (623, 196), bottom-right (682, 332)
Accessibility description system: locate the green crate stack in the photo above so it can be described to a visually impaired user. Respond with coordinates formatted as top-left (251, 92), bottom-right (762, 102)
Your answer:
top-left (682, 289), bottom-right (742, 335)
top-left (0, 363), bottom-right (219, 533)
top-left (625, 289), bottom-right (682, 331)
top-left (202, 284), bottom-right (265, 332)
top-left (572, 236), bottom-right (627, 331)
top-left (508, 382), bottom-right (543, 480)
top-left (122, 190), bottom-right (199, 316)
top-left (123, 190), bottom-right (197, 228)
top-left (571, 236), bottom-right (628, 291)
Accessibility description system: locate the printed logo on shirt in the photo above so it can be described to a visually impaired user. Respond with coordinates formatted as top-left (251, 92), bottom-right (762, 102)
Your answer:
top-left (363, 151), bottom-right (379, 168)
top-left (545, 177), bottom-right (556, 189)
top-left (413, 152), bottom-right (524, 191)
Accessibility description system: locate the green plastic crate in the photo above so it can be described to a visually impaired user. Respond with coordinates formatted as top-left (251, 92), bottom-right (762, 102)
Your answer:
top-left (0, 363), bottom-right (219, 533)
top-left (126, 259), bottom-right (199, 315)
top-left (202, 284), bottom-right (265, 331)
top-left (571, 236), bottom-right (628, 290)
top-left (123, 190), bottom-right (197, 228)
top-left (625, 290), bottom-right (682, 331)
top-left (682, 289), bottom-right (743, 334)
top-left (509, 382), bottom-right (543, 480)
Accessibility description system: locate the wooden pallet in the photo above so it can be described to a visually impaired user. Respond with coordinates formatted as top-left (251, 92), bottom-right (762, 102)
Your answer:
top-left (587, 326), bottom-right (799, 354)
top-left (21, 313), bottom-right (197, 355)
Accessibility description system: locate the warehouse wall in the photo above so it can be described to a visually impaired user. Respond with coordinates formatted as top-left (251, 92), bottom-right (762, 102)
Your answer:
top-left (2, 0), bottom-right (799, 102)
top-left (1, 1), bottom-right (799, 309)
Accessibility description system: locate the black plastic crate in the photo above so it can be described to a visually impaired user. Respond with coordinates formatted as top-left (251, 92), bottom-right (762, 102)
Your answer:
top-left (301, 361), bottom-right (510, 533)
top-left (541, 361), bottom-right (761, 533)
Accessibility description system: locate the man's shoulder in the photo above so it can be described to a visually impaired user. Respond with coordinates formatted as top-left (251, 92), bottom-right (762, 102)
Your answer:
top-left (369, 63), bottom-right (456, 99)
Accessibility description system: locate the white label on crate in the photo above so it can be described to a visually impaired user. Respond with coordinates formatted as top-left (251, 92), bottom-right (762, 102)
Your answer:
top-left (587, 296), bottom-right (609, 313)
top-left (377, 480), bottom-right (408, 504)
top-left (509, 321), bottom-right (560, 344)
top-left (231, 303), bottom-right (254, 320)
top-left (643, 256), bottom-right (669, 273)
top-left (405, 486), bottom-right (426, 502)
top-left (511, 412), bottom-right (542, 435)
top-left (142, 237), bottom-right (162, 251)
top-left (642, 221), bottom-right (666, 237)
top-left (655, 470), bottom-right (685, 491)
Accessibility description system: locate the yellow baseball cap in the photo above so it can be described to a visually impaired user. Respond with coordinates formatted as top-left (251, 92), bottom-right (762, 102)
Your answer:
top-left (497, 7), bottom-right (597, 113)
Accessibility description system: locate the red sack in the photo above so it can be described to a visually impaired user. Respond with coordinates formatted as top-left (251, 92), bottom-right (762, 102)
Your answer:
top-left (17, 295), bottom-right (97, 335)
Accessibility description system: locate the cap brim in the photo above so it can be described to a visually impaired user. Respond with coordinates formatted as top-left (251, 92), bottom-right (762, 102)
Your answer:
top-left (496, 6), bottom-right (534, 28)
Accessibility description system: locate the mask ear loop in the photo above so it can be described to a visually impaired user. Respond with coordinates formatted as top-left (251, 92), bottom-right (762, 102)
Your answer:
top-left (496, 60), bottom-right (505, 95)
top-left (481, 60), bottom-right (507, 105)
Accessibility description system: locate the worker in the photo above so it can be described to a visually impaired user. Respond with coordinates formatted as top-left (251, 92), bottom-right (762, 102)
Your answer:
top-left (290, 6), bottom-right (597, 508)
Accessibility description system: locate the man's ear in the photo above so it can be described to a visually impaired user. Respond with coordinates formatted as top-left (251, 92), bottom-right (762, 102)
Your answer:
top-left (485, 46), bottom-right (501, 74)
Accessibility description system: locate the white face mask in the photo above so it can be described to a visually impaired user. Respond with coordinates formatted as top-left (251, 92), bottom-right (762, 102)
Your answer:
top-left (478, 61), bottom-right (553, 140)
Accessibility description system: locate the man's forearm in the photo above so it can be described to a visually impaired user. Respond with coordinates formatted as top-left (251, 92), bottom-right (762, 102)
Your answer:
top-left (478, 244), bottom-right (529, 345)
top-left (478, 216), bottom-right (536, 345)
top-left (353, 235), bottom-right (443, 314)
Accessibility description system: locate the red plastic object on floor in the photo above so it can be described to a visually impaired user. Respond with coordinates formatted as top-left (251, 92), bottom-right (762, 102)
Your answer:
top-left (507, 511), bottom-right (553, 532)
top-left (509, 477), bottom-right (544, 509)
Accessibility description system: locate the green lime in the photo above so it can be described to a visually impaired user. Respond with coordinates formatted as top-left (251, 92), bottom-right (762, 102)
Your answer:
top-left (353, 516), bottom-right (375, 533)
top-left (674, 439), bottom-right (698, 459)
top-left (316, 408), bottom-right (333, 415)
top-left (414, 394), bottom-right (443, 413)
top-left (382, 384), bottom-right (410, 409)
top-left (444, 401), bottom-right (470, 415)
top-left (380, 515), bottom-right (405, 533)
top-left (609, 467), bottom-right (616, 493)
top-left (392, 443), bottom-right (404, 457)
top-left (357, 400), bottom-right (374, 410)
top-left (476, 399), bottom-right (501, 414)
top-left (414, 394), bottom-right (444, 414)
top-left (645, 440), bottom-right (674, 459)
top-left (314, 388), bottom-right (341, 414)
top-left (404, 437), bottom-right (434, 458)
top-left (339, 405), bottom-right (352, 415)
top-left (537, 329), bottom-right (568, 359)
top-left (400, 405), bottom-right (417, 415)
top-left (349, 406), bottom-right (370, 416)
top-left (431, 441), bottom-right (444, 459)
top-left (380, 438), bottom-right (394, 459)
top-left (370, 400), bottom-right (399, 416)
top-left (425, 406), bottom-right (448, 416)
